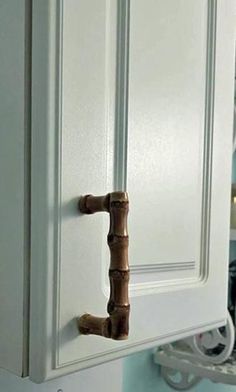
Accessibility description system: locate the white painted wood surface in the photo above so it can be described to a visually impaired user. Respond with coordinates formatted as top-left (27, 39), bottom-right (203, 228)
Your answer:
top-left (0, 0), bottom-right (29, 376)
top-left (0, 360), bottom-right (122, 392)
top-left (30, 0), bottom-right (235, 383)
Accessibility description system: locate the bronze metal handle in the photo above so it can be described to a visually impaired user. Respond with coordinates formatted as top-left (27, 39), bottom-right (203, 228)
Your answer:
top-left (77, 192), bottom-right (130, 340)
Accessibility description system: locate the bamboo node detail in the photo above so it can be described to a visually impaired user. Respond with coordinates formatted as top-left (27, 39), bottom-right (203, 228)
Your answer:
top-left (77, 192), bottom-right (130, 340)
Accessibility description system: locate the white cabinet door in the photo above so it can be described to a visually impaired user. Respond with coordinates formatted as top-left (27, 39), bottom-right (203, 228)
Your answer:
top-left (30, 0), bottom-right (235, 383)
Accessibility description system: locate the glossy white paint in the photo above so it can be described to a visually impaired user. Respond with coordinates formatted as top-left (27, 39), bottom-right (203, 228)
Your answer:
top-left (128, 0), bottom-right (206, 267)
top-left (30, 0), bottom-right (235, 383)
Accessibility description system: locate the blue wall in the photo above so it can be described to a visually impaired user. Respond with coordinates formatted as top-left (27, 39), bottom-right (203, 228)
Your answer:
top-left (232, 151), bottom-right (236, 184)
top-left (231, 152), bottom-right (236, 261)
top-left (123, 349), bottom-right (236, 391)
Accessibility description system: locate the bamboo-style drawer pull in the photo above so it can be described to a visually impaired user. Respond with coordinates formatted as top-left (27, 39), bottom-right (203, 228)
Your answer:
top-left (77, 192), bottom-right (130, 340)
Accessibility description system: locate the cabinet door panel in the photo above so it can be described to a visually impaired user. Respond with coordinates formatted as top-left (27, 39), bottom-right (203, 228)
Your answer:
top-left (30, 0), bottom-right (235, 382)
top-left (128, 0), bottom-right (206, 268)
